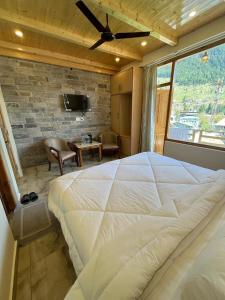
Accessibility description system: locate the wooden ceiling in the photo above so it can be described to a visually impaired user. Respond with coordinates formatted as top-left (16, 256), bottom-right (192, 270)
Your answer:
top-left (0, 0), bottom-right (225, 74)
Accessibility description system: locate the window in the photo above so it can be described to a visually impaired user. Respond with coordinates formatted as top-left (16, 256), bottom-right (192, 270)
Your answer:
top-left (157, 63), bottom-right (172, 85)
top-left (167, 43), bottom-right (225, 149)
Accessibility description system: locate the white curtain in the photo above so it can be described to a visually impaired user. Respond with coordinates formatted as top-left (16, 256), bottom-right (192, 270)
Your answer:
top-left (141, 65), bottom-right (157, 152)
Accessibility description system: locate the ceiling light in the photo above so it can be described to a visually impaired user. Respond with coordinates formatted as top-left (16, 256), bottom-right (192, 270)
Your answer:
top-left (17, 48), bottom-right (23, 51)
top-left (115, 57), bottom-right (120, 62)
top-left (189, 11), bottom-right (196, 17)
top-left (15, 30), bottom-right (23, 37)
top-left (141, 41), bottom-right (147, 47)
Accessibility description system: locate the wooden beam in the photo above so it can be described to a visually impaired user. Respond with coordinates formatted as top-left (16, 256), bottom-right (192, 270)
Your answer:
top-left (0, 8), bottom-right (141, 61)
top-left (0, 40), bottom-right (119, 73)
top-left (0, 46), bottom-right (118, 75)
top-left (88, 0), bottom-right (177, 46)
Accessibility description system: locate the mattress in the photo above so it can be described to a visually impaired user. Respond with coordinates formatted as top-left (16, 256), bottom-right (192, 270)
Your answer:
top-left (48, 152), bottom-right (225, 299)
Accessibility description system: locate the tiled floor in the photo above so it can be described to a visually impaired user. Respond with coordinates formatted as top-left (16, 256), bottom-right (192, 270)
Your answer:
top-left (13, 156), bottom-right (115, 300)
top-left (15, 229), bottom-right (76, 300)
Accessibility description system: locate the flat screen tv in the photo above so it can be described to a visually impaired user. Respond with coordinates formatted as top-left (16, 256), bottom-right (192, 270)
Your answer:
top-left (64, 94), bottom-right (91, 112)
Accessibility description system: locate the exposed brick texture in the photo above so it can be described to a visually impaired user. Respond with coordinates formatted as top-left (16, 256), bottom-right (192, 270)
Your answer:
top-left (0, 56), bottom-right (111, 167)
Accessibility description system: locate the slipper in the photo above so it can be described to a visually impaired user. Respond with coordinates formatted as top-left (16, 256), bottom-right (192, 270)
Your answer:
top-left (21, 194), bottom-right (30, 205)
top-left (29, 192), bottom-right (38, 202)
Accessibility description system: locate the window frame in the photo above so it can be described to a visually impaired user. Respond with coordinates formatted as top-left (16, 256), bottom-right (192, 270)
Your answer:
top-left (157, 38), bottom-right (225, 152)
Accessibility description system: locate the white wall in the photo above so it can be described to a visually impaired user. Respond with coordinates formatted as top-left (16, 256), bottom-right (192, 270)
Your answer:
top-left (0, 200), bottom-right (17, 300)
top-left (164, 140), bottom-right (225, 170)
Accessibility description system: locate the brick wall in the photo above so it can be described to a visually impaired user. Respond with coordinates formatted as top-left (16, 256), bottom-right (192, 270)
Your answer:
top-left (0, 56), bottom-right (111, 167)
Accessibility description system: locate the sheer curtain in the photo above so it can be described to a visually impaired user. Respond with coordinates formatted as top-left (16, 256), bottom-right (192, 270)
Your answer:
top-left (141, 65), bottom-right (157, 152)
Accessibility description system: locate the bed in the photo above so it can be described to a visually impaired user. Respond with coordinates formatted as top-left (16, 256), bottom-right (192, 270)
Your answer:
top-left (48, 152), bottom-right (225, 299)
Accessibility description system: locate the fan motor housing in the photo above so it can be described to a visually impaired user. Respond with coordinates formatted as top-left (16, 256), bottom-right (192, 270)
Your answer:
top-left (101, 32), bottom-right (114, 41)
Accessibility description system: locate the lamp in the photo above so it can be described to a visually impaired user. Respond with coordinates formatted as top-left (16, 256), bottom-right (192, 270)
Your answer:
top-left (201, 51), bottom-right (209, 63)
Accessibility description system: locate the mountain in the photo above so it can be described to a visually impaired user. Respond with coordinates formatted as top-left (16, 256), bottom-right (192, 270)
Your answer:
top-left (157, 43), bottom-right (225, 86)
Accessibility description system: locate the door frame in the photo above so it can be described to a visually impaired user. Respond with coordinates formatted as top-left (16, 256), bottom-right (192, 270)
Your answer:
top-left (0, 85), bottom-right (23, 177)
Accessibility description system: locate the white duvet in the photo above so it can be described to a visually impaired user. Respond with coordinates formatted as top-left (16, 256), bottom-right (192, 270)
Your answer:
top-left (48, 152), bottom-right (225, 299)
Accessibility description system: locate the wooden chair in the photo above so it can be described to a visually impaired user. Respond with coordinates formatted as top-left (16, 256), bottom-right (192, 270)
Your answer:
top-left (44, 138), bottom-right (79, 175)
top-left (99, 131), bottom-right (120, 158)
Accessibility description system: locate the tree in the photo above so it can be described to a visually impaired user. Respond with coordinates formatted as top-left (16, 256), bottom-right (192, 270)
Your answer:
top-left (199, 113), bottom-right (211, 131)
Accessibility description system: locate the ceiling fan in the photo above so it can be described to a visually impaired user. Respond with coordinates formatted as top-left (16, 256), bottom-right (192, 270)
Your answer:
top-left (76, 0), bottom-right (150, 50)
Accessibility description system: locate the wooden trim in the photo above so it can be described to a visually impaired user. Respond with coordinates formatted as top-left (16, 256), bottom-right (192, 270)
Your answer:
top-left (165, 138), bottom-right (225, 152)
top-left (0, 8), bottom-right (141, 61)
top-left (0, 86), bottom-right (23, 178)
top-left (157, 82), bottom-right (171, 88)
top-left (0, 40), bottom-right (119, 72)
top-left (159, 39), bottom-right (225, 153)
top-left (0, 151), bottom-right (16, 213)
top-left (0, 47), bottom-right (118, 75)
top-left (164, 60), bottom-right (175, 148)
top-left (10, 241), bottom-right (18, 300)
top-left (158, 37), bottom-right (225, 67)
top-left (88, 0), bottom-right (177, 46)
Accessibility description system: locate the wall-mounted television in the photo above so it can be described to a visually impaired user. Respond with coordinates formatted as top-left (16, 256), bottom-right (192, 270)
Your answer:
top-left (64, 94), bottom-right (91, 112)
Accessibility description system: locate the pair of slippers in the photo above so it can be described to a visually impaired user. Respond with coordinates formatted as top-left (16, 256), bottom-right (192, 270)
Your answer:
top-left (21, 192), bottom-right (38, 205)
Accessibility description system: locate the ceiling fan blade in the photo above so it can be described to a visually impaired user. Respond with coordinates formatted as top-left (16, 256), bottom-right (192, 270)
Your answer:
top-left (76, 0), bottom-right (106, 33)
top-left (89, 39), bottom-right (105, 50)
top-left (115, 32), bottom-right (150, 39)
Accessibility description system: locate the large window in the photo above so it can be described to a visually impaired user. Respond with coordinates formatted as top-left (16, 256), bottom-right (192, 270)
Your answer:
top-left (160, 43), bottom-right (225, 149)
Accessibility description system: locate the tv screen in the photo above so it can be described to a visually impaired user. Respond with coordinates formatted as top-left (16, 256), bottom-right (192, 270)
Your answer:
top-left (64, 94), bottom-right (91, 112)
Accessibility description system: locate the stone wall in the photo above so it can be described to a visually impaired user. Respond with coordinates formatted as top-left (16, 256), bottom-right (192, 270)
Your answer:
top-left (0, 56), bottom-right (111, 168)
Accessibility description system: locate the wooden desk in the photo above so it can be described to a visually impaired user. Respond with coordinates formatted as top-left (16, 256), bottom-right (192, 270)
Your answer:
top-left (74, 141), bottom-right (102, 167)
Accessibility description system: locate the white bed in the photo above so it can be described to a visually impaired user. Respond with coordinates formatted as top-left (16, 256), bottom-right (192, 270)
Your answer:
top-left (48, 152), bottom-right (225, 299)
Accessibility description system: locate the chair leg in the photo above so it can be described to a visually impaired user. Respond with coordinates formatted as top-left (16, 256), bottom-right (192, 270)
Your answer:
top-left (48, 161), bottom-right (51, 171)
top-left (72, 155), bottom-right (78, 166)
top-left (118, 148), bottom-right (121, 159)
top-left (58, 159), bottom-right (64, 176)
top-left (75, 154), bottom-right (79, 167)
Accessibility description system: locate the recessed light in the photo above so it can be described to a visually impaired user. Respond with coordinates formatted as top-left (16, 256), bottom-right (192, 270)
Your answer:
top-left (115, 57), bottom-right (120, 62)
top-left (17, 48), bottom-right (23, 51)
top-left (189, 11), bottom-right (196, 17)
top-left (141, 41), bottom-right (147, 47)
top-left (15, 30), bottom-right (23, 37)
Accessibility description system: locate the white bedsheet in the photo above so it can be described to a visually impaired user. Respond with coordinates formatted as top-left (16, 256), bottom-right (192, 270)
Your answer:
top-left (48, 152), bottom-right (225, 299)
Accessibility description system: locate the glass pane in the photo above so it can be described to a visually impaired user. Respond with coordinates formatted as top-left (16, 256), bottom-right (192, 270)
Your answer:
top-left (168, 43), bottom-right (225, 148)
top-left (157, 63), bottom-right (172, 85)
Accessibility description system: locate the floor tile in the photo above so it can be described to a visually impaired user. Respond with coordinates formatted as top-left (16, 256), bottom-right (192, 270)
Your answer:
top-left (45, 247), bottom-right (76, 300)
top-left (16, 228), bottom-right (76, 300)
top-left (30, 259), bottom-right (48, 300)
top-left (16, 268), bottom-right (31, 300)
top-left (30, 229), bottom-right (66, 265)
top-left (17, 245), bottom-right (30, 273)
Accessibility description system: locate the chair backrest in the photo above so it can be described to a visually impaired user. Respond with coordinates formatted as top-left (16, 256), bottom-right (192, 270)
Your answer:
top-left (44, 138), bottom-right (69, 162)
top-left (99, 131), bottom-right (118, 145)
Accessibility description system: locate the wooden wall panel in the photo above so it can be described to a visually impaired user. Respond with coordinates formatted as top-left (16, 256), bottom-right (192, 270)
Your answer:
top-left (131, 67), bottom-right (143, 154)
top-left (154, 89), bottom-right (170, 154)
